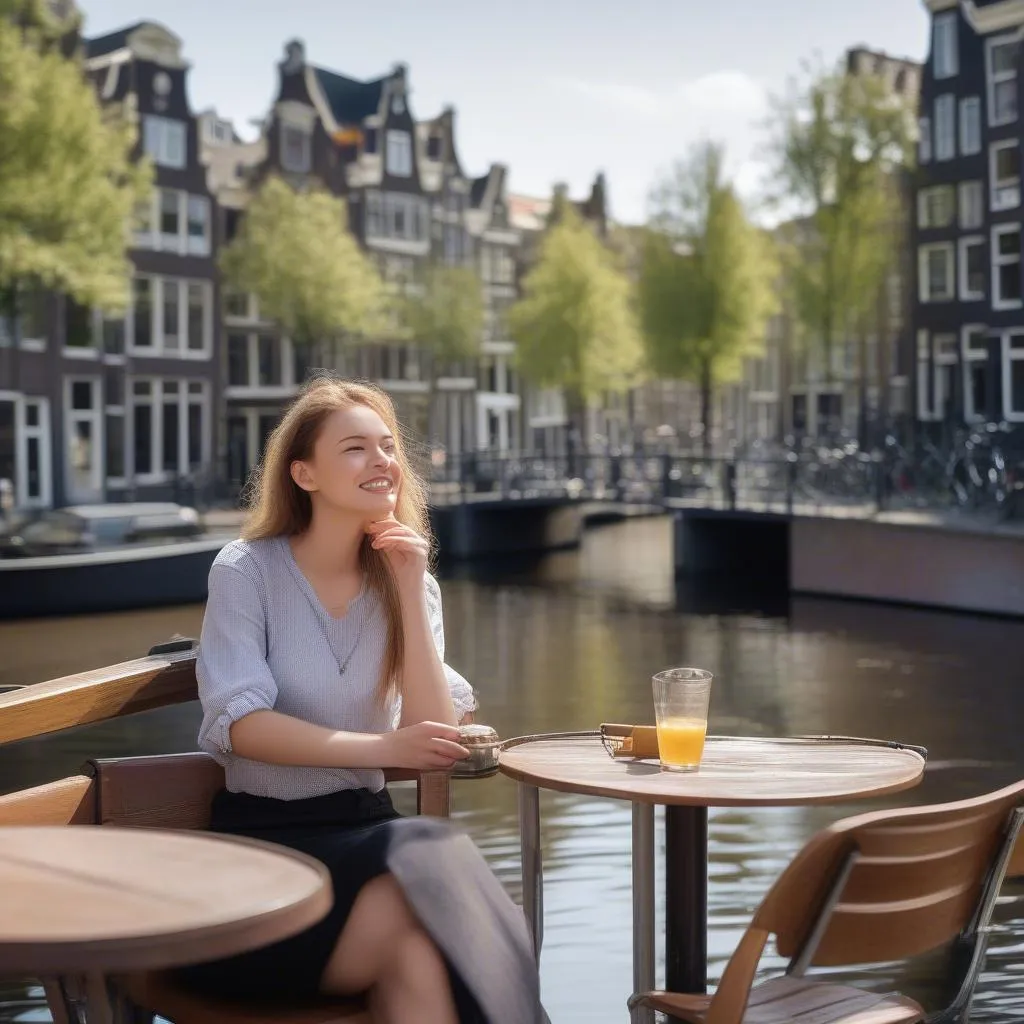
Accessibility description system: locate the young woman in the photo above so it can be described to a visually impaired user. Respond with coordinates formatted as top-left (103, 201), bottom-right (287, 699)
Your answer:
top-left (177, 377), bottom-right (544, 1023)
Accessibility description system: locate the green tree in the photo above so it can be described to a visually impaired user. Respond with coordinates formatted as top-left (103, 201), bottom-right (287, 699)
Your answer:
top-left (219, 177), bottom-right (384, 376)
top-left (640, 142), bottom-right (777, 452)
top-left (398, 261), bottom-right (484, 447)
top-left (767, 62), bottom-right (914, 435)
top-left (0, 9), bottom-right (150, 350)
top-left (507, 204), bottom-right (642, 461)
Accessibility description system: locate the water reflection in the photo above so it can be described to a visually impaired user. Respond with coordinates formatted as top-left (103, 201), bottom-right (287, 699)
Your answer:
top-left (1, 515), bottom-right (1022, 1022)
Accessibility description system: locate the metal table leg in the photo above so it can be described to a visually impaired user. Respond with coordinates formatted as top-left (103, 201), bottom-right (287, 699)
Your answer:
top-left (665, 805), bottom-right (709, 1002)
top-left (630, 802), bottom-right (656, 1024)
top-left (518, 782), bottom-right (543, 962)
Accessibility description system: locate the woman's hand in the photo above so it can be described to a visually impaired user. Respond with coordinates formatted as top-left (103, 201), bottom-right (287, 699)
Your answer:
top-left (380, 721), bottom-right (470, 770)
top-left (366, 515), bottom-right (429, 591)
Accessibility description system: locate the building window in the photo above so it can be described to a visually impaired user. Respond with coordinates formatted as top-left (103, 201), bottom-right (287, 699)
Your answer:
top-left (959, 236), bottom-right (986, 300)
top-left (992, 223), bottom-right (1022, 309)
top-left (933, 12), bottom-right (959, 79)
top-left (916, 331), bottom-right (933, 421)
top-left (280, 124), bottom-right (312, 174)
top-left (385, 130), bottom-right (412, 177)
top-left (159, 189), bottom-right (179, 247)
top-left (959, 180), bottom-right (984, 229)
top-left (142, 115), bottom-right (186, 169)
top-left (917, 185), bottom-right (955, 228)
top-left (100, 311), bottom-right (125, 355)
top-left (223, 289), bottom-right (251, 320)
top-left (363, 128), bottom-right (378, 154)
top-left (227, 333), bottom-right (249, 386)
top-left (919, 117), bottom-right (932, 164)
top-left (990, 140), bottom-right (1020, 211)
top-left (130, 377), bottom-right (209, 478)
top-left (962, 326), bottom-right (989, 422)
top-left (1002, 331), bottom-right (1024, 419)
top-left (986, 35), bottom-right (1019, 127)
top-left (129, 276), bottom-right (211, 356)
top-left (959, 97), bottom-right (981, 155)
top-left (162, 281), bottom-right (180, 352)
top-left (64, 300), bottom-right (95, 353)
top-left (187, 196), bottom-right (211, 256)
top-left (934, 333), bottom-right (957, 422)
top-left (918, 242), bottom-right (955, 302)
top-left (934, 95), bottom-right (956, 161)
top-left (131, 278), bottom-right (153, 349)
top-left (366, 193), bottom-right (428, 242)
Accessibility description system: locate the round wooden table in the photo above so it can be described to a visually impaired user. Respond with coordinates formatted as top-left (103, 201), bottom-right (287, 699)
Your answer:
top-left (0, 825), bottom-right (332, 1022)
top-left (499, 732), bottom-right (926, 1024)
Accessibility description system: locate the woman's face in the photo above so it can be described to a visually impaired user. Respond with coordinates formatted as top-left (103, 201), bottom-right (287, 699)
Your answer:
top-left (292, 404), bottom-right (402, 521)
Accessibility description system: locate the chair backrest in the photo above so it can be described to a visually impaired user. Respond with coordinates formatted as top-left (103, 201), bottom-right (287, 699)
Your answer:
top-left (86, 753), bottom-right (453, 827)
top-left (757, 778), bottom-right (1024, 967)
top-left (0, 775), bottom-right (96, 825)
top-left (87, 752), bottom-right (225, 829)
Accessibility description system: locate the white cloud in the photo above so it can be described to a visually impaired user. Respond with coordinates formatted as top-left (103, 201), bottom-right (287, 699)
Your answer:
top-left (552, 70), bottom-right (768, 122)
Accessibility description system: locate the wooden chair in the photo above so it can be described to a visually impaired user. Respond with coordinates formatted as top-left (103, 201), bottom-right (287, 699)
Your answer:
top-left (78, 751), bottom-right (451, 1024)
top-left (631, 778), bottom-right (1024, 1024)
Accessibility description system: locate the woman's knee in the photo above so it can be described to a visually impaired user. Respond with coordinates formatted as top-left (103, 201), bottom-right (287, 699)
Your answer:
top-left (319, 873), bottom-right (419, 993)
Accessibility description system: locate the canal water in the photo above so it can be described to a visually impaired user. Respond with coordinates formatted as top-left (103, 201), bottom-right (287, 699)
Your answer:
top-left (1, 515), bottom-right (1023, 1023)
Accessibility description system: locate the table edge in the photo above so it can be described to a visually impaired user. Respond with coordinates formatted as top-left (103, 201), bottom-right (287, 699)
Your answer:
top-left (497, 732), bottom-right (927, 807)
top-left (0, 826), bottom-right (334, 974)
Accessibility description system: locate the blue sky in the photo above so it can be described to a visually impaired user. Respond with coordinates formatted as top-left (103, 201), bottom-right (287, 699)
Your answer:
top-left (80, 0), bottom-right (931, 223)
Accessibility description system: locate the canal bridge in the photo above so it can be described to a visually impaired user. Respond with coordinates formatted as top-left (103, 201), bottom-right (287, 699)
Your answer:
top-left (428, 451), bottom-right (1024, 619)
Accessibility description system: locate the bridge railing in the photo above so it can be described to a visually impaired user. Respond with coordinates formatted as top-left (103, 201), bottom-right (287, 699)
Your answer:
top-left (426, 447), bottom-right (1022, 522)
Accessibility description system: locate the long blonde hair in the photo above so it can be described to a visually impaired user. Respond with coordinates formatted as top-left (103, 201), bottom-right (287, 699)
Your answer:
top-left (242, 374), bottom-right (432, 705)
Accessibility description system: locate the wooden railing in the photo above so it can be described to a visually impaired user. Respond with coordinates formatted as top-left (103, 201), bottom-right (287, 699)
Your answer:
top-left (0, 640), bottom-right (201, 748)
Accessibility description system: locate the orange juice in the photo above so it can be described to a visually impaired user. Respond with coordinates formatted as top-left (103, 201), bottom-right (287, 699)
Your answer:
top-left (656, 716), bottom-right (708, 770)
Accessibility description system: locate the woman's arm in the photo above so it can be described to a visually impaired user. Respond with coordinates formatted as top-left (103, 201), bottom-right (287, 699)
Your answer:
top-left (229, 710), bottom-right (464, 770)
top-left (367, 519), bottom-right (474, 728)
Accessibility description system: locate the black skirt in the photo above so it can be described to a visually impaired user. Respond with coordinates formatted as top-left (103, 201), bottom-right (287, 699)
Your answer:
top-left (174, 787), bottom-right (545, 1024)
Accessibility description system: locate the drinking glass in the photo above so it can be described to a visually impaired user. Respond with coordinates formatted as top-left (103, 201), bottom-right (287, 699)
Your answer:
top-left (652, 668), bottom-right (713, 772)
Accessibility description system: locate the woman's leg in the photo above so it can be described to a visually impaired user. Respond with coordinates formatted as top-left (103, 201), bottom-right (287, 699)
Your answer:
top-left (319, 873), bottom-right (458, 1024)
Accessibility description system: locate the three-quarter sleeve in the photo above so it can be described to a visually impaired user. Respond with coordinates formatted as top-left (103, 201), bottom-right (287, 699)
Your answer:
top-left (424, 572), bottom-right (478, 722)
top-left (196, 561), bottom-right (279, 762)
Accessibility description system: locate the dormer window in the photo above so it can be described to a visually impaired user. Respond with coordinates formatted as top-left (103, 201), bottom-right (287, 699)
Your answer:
top-left (427, 135), bottom-right (443, 161)
top-left (280, 124), bottom-right (311, 174)
top-left (386, 130), bottom-right (412, 177)
top-left (391, 95), bottom-right (406, 116)
top-left (363, 128), bottom-right (378, 155)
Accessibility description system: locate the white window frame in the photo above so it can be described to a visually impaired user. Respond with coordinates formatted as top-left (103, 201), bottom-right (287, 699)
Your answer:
top-left (959, 180), bottom-right (984, 229)
top-left (917, 185), bottom-right (956, 228)
top-left (128, 276), bottom-right (213, 358)
top-left (385, 130), bottom-right (412, 177)
top-left (918, 242), bottom-right (955, 302)
top-left (962, 324), bottom-right (989, 423)
top-left (933, 333), bottom-right (958, 422)
top-left (992, 223), bottom-right (1023, 310)
top-left (280, 123), bottom-right (312, 174)
top-left (224, 332), bottom-right (297, 395)
top-left (958, 235), bottom-right (986, 300)
top-left (142, 115), bottom-right (186, 170)
top-left (128, 377), bottom-right (211, 482)
top-left (1000, 330), bottom-right (1024, 421)
top-left (934, 94), bottom-right (956, 161)
top-left (934, 12), bottom-right (959, 79)
top-left (919, 117), bottom-right (932, 164)
top-left (13, 395), bottom-right (52, 509)
top-left (916, 330), bottom-right (936, 421)
top-left (959, 96), bottom-right (981, 155)
top-left (986, 33), bottom-right (1020, 128)
top-left (135, 189), bottom-right (211, 256)
top-left (62, 376), bottom-right (103, 500)
top-left (989, 139), bottom-right (1021, 211)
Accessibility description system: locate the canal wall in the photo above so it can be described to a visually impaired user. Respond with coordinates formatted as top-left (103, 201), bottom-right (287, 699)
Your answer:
top-left (674, 509), bottom-right (1024, 618)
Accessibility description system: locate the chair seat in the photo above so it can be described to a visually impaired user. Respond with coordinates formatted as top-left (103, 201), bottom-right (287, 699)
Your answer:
top-left (633, 975), bottom-right (924, 1024)
top-left (115, 970), bottom-right (369, 1024)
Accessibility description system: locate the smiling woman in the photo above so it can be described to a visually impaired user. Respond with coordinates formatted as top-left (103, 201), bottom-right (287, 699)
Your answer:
top-left (174, 375), bottom-right (546, 1024)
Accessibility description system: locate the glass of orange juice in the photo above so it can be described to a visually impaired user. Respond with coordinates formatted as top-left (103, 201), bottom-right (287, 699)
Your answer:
top-left (652, 668), bottom-right (713, 772)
